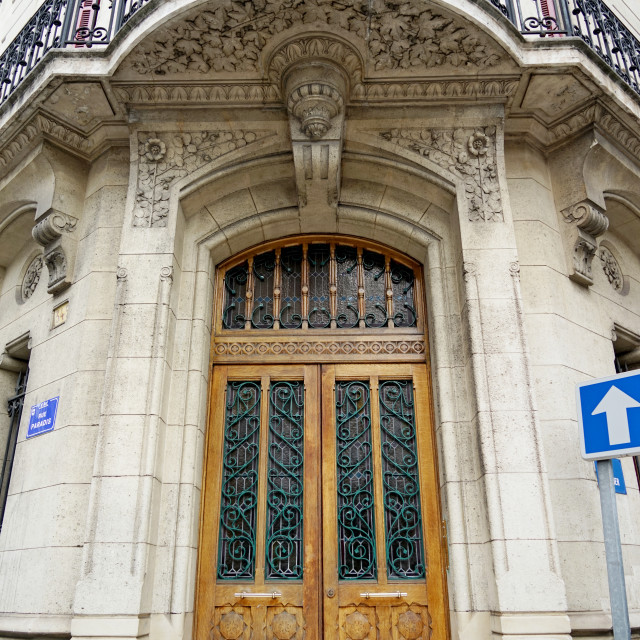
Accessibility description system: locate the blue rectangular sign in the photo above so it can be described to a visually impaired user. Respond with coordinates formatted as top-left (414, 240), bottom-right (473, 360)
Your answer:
top-left (26, 397), bottom-right (59, 439)
top-left (577, 370), bottom-right (640, 460)
top-left (595, 459), bottom-right (627, 494)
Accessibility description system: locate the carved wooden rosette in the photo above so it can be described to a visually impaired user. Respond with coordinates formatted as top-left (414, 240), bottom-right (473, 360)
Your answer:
top-left (561, 199), bottom-right (609, 286)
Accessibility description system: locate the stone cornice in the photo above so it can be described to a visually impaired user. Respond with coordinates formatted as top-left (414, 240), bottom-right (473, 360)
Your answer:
top-left (0, 112), bottom-right (94, 172)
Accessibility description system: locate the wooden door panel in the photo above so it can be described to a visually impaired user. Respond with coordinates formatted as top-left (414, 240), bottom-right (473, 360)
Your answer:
top-left (196, 363), bottom-right (447, 640)
top-left (322, 364), bottom-right (447, 640)
top-left (196, 365), bottom-right (320, 640)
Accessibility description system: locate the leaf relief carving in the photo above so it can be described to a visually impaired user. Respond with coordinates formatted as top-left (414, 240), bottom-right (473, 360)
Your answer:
top-left (379, 127), bottom-right (504, 222)
top-left (128, 0), bottom-right (501, 76)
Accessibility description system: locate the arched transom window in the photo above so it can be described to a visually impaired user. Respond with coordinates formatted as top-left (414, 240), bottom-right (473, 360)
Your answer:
top-left (218, 237), bottom-right (422, 332)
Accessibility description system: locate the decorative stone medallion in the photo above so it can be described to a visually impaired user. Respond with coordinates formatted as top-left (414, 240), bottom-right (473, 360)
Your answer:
top-left (599, 246), bottom-right (623, 292)
top-left (344, 611), bottom-right (371, 640)
top-left (21, 255), bottom-right (43, 302)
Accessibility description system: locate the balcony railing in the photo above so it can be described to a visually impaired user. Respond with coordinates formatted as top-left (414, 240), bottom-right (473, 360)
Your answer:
top-left (0, 0), bottom-right (639, 108)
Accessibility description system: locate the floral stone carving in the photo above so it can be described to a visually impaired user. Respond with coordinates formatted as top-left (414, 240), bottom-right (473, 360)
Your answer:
top-left (599, 246), bottom-right (623, 292)
top-left (21, 256), bottom-right (43, 301)
top-left (135, 129), bottom-right (271, 227)
top-left (128, 0), bottom-right (501, 76)
top-left (378, 127), bottom-right (503, 221)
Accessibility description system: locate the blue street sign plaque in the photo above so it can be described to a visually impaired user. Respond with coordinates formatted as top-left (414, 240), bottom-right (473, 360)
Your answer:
top-left (26, 397), bottom-right (59, 439)
top-left (595, 459), bottom-right (627, 494)
top-left (577, 370), bottom-right (640, 460)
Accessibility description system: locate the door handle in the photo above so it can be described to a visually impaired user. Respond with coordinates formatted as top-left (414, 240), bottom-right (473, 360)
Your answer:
top-left (234, 591), bottom-right (282, 599)
top-left (360, 591), bottom-right (407, 598)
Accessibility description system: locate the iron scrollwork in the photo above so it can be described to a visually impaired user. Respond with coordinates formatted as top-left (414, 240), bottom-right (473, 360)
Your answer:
top-left (266, 381), bottom-right (305, 579)
top-left (335, 381), bottom-right (377, 580)
top-left (217, 381), bottom-right (261, 580)
top-left (378, 380), bottom-right (425, 579)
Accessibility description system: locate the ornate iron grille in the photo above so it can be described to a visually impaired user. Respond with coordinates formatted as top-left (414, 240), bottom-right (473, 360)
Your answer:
top-left (335, 380), bottom-right (377, 580)
top-left (217, 381), bottom-right (261, 580)
top-left (1, 0), bottom-right (639, 112)
top-left (265, 381), bottom-right (304, 580)
top-left (378, 380), bottom-right (425, 579)
top-left (221, 242), bottom-right (418, 331)
top-left (0, 368), bottom-right (29, 532)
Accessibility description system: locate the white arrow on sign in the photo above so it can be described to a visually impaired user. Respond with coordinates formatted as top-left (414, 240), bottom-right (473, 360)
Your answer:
top-left (592, 385), bottom-right (640, 445)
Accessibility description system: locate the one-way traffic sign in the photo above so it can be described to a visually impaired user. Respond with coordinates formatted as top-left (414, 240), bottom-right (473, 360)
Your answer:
top-left (577, 370), bottom-right (640, 460)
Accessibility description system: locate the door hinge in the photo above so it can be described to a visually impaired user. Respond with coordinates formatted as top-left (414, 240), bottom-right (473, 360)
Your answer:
top-left (442, 519), bottom-right (449, 571)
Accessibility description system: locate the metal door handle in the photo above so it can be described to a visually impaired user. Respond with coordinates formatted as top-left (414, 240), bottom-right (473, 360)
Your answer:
top-left (360, 591), bottom-right (407, 598)
top-left (234, 591), bottom-right (282, 599)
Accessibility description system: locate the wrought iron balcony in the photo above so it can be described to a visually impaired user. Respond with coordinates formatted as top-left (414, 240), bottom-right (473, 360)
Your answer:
top-left (0, 0), bottom-right (639, 108)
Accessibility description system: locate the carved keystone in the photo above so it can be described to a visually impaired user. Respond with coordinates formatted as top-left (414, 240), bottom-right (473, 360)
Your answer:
top-left (561, 199), bottom-right (609, 287)
top-left (32, 208), bottom-right (78, 294)
top-left (283, 61), bottom-right (346, 214)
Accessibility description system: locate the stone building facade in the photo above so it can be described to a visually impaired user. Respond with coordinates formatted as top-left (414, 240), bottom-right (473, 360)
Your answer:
top-left (0, 0), bottom-right (640, 639)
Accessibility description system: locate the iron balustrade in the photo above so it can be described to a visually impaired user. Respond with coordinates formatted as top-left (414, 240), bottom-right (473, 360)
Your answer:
top-left (0, 0), bottom-right (639, 106)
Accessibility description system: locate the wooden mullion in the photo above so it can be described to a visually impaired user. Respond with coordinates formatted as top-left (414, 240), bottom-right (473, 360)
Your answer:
top-left (273, 247), bottom-right (281, 330)
top-left (329, 243), bottom-right (337, 330)
top-left (369, 374), bottom-right (388, 586)
top-left (302, 244), bottom-right (309, 330)
top-left (245, 256), bottom-right (255, 330)
top-left (357, 247), bottom-right (365, 329)
top-left (384, 255), bottom-right (394, 328)
top-left (254, 374), bottom-right (271, 586)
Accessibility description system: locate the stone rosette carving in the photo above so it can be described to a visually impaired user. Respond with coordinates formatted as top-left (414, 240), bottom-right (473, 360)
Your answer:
top-left (21, 256), bottom-right (43, 302)
top-left (128, 0), bottom-right (501, 77)
top-left (135, 129), bottom-right (272, 227)
top-left (599, 246), bottom-right (623, 292)
top-left (378, 126), bottom-right (503, 221)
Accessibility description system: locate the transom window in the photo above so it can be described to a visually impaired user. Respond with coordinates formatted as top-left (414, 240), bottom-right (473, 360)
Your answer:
top-left (219, 238), bottom-right (420, 331)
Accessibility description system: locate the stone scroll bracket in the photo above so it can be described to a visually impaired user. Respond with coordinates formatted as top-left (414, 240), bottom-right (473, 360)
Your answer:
top-left (32, 208), bottom-right (78, 295)
top-left (283, 61), bottom-right (346, 217)
top-left (560, 199), bottom-right (609, 287)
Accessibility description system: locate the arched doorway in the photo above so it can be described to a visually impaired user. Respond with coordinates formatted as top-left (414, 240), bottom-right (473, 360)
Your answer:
top-left (195, 236), bottom-right (448, 640)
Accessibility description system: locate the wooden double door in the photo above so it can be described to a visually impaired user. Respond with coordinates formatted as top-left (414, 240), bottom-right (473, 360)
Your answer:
top-left (196, 363), bottom-right (447, 640)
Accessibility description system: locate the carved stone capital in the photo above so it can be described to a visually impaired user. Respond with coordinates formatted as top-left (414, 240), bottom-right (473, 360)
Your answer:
top-left (561, 200), bottom-right (609, 237)
top-left (570, 230), bottom-right (598, 287)
top-left (32, 209), bottom-right (78, 295)
top-left (561, 200), bottom-right (609, 287)
top-left (44, 247), bottom-right (70, 295)
top-left (32, 209), bottom-right (78, 246)
top-left (284, 63), bottom-right (346, 141)
top-left (283, 62), bottom-right (346, 215)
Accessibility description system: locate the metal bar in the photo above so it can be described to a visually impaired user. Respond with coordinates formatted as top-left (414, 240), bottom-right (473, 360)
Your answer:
top-left (360, 592), bottom-right (407, 598)
top-left (234, 592), bottom-right (282, 599)
top-left (596, 459), bottom-right (631, 640)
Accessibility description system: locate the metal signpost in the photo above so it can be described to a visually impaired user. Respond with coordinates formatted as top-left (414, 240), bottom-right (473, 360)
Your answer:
top-left (577, 370), bottom-right (640, 640)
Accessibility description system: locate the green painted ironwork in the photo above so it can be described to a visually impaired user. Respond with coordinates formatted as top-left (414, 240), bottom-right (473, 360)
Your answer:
top-left (390, 261), bottom-right (417, 327)
top-left (222, 262), bottom-right (249, 330)
top-left (335, 381), bottom-right (377, 580)
top-left (363, 250), bottom-right (388, 328)
top-left (266, 381), bottom-right (305, 579)
top-left (379, 380), bottom-right (425, 579)
top-left (251, 251), bottom-right (276, 329)
top-left (279, 246), bottom-right (303, 329)
top-left (217, 381), bottom-right (261, 579)
top-left (307, 244), bottom-right (331, 329)
top-left (336, 245), bottom-right (359, 328)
